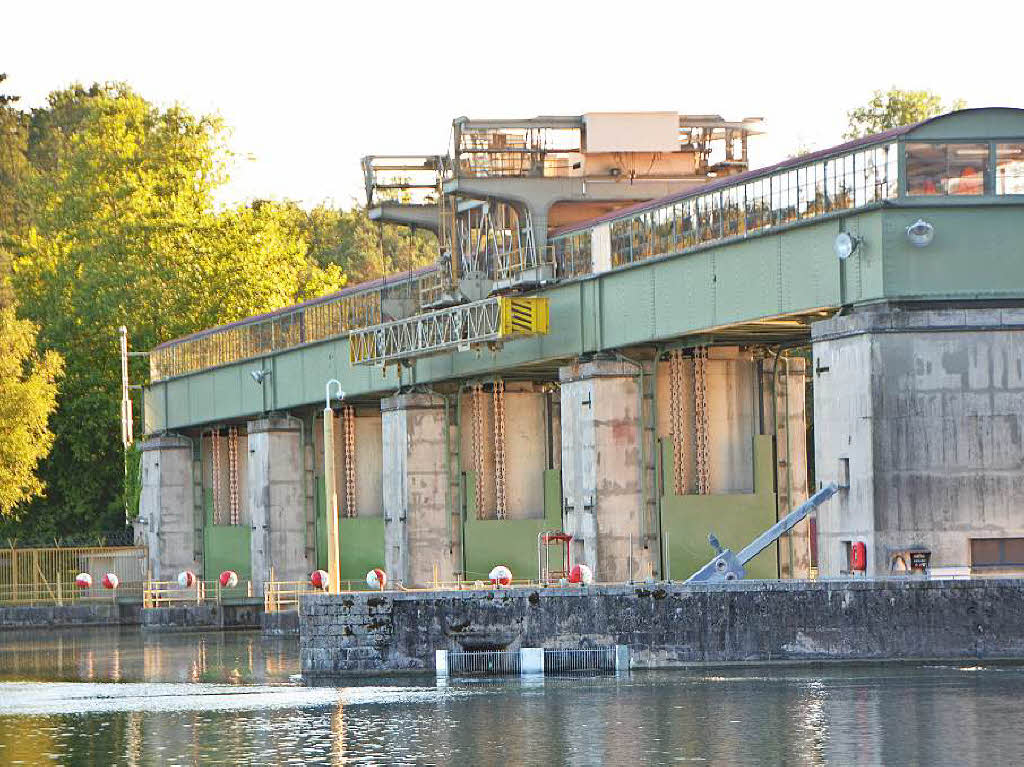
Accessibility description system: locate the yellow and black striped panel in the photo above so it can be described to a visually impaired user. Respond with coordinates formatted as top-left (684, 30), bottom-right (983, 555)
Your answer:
top-left (498, 297), bottom-right (549, 337)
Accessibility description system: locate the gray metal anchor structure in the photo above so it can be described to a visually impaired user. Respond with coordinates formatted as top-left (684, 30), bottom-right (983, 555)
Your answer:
top-left (686, 482), bottom-right (839, 583)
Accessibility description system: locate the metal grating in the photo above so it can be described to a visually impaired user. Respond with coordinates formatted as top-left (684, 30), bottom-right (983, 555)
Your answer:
top-left (447, 650), bottom-right (521, 676)
top-left (543, 647), bottom-right (616, 674)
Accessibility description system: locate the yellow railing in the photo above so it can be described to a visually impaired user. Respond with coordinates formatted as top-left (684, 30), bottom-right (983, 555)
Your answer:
top-left (142, 579), bottom-right (253, 608)
top-left (0, 545), bottom-right (148, 605)
top-left (264, 579), bottom-right (374, 612)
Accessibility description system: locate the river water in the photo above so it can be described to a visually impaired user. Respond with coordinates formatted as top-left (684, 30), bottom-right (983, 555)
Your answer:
top-left (1, 628), bottom-right (1023, 765)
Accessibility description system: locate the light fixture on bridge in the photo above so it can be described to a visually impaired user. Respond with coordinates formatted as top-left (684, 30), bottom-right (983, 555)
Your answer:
top-left (250, 369), bottom-right (272, 384)
top-left (906, 218), bottom-right (935, 248)
top-left (833, 231), bottom-right (863, 261)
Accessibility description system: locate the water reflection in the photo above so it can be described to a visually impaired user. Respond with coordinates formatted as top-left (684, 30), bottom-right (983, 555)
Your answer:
top-left (1, 629), bottom-right (1024, 764)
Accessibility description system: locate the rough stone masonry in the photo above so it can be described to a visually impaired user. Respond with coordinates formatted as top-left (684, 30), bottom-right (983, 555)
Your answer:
top-left (299, 578), bottom-right (1024, 677)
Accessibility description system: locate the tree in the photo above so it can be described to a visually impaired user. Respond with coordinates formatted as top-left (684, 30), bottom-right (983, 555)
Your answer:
top-left (0, 307), bottom-right (63, 517)
top-left (6, 83), bottom-right (346, 537)
top-left (845, 88), bottom-right (967, 139)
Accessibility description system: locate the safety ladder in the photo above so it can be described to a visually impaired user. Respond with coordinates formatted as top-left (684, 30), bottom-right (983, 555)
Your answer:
top-left (446, 395), bottom-right (464, 578)
top-left (639, 358), bottom-right (659, 557)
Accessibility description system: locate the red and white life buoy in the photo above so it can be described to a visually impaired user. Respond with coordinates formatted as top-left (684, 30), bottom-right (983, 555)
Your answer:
top-left (310, 570), bottom-right (329, 590)
top-left (365, 568), bottom-right (387, 590)
top-left (177, 570), bottom-right (196, 588)
top-left (489, 565), bottom-right (512, 586)
top-left (75, 573), bottom-right (92, 589)
top-left (102, 573), bottom-right (119, 590)
top-left (568, 564), bottom-right (594, 585)
top-left (219, 570), bottom-right (238, 588)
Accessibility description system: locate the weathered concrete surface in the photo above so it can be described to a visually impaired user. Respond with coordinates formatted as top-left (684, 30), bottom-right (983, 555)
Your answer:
top-left (140, 602), bottom-right (262, 632)
top-left (560, 360), bottom-right (650, 582)
top-left (300, 579), bottom-right (1024, 676)
top-left (0, 602), bottom-right (142, 630)
top-left (812, 304), bottom-right (1024, 576)
top-left (382, 394), bottom-right (453, 586)
top-left (248, 417), bottom-right (308, 594)
top-left (137, 435), bottom-right (201, 580)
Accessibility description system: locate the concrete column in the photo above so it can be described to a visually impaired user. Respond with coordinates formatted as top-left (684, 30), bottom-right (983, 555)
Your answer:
top-left (812, 304), bottom-right (1024, 577)
top-left (247, 417), bottom-right (307, 594)
top-left (560, 359), bottom-right (651, 582)
top-left (382, 393), bottom-right (452, 587)
top-left (137, 435), bottom-right (201, 580)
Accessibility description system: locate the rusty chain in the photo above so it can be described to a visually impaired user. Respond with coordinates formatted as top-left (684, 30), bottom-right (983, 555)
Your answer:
top-left (343, 405), bottom-right (357, 517)
top-left (694, 346), bottom-right (711, 494)
top-left (228, 426), bottom-right (239, 525)
top-left (471, 383), bottom-right (485, 519)
top-left (211, 430), bottom-right (223, 524)
top-left (493, 379), bottom-right (507, 519)
top-left (668, 349), bottom-right (686, 495)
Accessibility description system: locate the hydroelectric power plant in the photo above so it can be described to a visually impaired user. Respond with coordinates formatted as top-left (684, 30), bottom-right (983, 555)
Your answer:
top-left (127, 107), bottom-right (1024, 672)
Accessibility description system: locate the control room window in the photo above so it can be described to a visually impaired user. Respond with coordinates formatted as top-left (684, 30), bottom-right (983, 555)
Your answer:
top-left (995, 143), bottom-right (1024, 194)
top-left (906, 143), bottom-right (988, 196)
top-left (970, 537), bottom-right (1024, 570)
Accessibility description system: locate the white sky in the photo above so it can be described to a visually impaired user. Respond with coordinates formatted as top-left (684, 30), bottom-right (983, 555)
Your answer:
top-left (6, 0), bottom-right (1023, 209)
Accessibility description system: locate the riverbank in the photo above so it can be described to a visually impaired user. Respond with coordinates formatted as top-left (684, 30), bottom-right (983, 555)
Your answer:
top-left (300, 578), bottom-right (1024, 676)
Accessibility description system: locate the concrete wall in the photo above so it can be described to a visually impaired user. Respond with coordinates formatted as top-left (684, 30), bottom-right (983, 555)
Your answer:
top-left (247, 417), bottom-right (307, 593)
top-left (300, 579), bottom-right (1024, 676)
top-left (460, 384), bottom-right (548, 520)
top-left (137, 436), bottom-right (201, 580)
top-left (812, 305), bottom-right (1024, 576)
top-left (315, 409), bottom-right (384, 518)
top-left (560, 360), bottom-right (651, 581)
top-left (0, 603), bottom-right (141, 630)
top-left (382, 394), bottom-right (453, 586)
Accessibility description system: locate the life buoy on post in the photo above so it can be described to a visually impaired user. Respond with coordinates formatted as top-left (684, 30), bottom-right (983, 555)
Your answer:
top-left (568, 564), bottom-right (594, 585)
top-left (219, 570), bottom-right (238, 588)
top-left (177, 570), bottom-right (196, 588)
top-left (310, 570), bottom-right (329, 590)
top-left (75, 573), bottom-right (93, 589)
top-left (365, 568), bottom-right (387, 591)
top-left (489, 565), bottom-right (512, 587)
top-left (102, 573), bottom-right (119, 590)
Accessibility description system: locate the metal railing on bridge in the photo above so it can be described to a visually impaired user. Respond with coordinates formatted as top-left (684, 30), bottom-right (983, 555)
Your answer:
top-left (142, 579), bottom-right (253, 608)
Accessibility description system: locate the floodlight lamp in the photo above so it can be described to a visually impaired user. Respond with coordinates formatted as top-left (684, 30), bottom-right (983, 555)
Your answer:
top-left (250, 369), bottom-right (271, 384)
top-left (906, 219), bottom-right (935, 248)
top-left (833, 231), bottom-right (862, 261)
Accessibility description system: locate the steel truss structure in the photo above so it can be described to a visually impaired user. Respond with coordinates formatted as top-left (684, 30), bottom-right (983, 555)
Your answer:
top-left (349, 296), bottom-right (548, 366)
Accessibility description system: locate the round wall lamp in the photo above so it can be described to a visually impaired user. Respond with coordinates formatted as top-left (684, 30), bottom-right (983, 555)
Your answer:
top-left (906, 218), bottom-right (935, 248)
top-left (833, 231), bottom-right (863, 260)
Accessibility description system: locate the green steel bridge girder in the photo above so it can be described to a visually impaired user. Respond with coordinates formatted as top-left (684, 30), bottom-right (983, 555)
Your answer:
top-left (145, 203), bottom-right (1024, 433)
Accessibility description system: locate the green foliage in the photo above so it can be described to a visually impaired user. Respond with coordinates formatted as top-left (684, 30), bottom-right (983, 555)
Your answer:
top-left (123, 442), bottom-right (142, 521)
top-left (1, 82), bottom-right (356, 538)
top-left (845, 87), bottom-right (967, 139)
top-left (0, 307), bottom-right (63, 516)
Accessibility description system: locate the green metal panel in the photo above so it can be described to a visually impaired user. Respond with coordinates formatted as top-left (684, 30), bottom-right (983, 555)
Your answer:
top-left (314, 479), bottom-right (385, 581)
top-left (713, 236), bottom-right (783, 326)
top-left (882, 207), bottom-right (1024, 299)
top-left (907, 108), bottom-right (1024, 140)
top-left (660, 436), bottom-right (778, 580)
top-left (652, 249), bottom-right (716, 340)
top-left (778, 220), bottom-right (842, 312)
top-left (202, 489), bottom-right (251, 595)
top-left (462, 469), bottom-right (562, 582)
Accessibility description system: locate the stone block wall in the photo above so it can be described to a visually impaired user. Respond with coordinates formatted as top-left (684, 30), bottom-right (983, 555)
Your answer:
top-left (300, 579), bottom-right (1024, 677)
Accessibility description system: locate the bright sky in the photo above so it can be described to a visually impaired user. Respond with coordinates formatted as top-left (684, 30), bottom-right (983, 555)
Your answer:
top-left (6, 0), bottom-right (1023, 209)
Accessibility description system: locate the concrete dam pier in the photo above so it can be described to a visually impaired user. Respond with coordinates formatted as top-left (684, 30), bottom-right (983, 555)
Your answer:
top-left (299, 579), bottom-right (1024, 677)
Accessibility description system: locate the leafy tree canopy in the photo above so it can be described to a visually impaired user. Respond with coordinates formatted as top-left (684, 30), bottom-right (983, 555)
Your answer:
top-left (844, 87), bottom-right (967, 139)
top-left (0, 81), bottom-right (432, 538)
top-left (0, 307), bottom-right (63, 517)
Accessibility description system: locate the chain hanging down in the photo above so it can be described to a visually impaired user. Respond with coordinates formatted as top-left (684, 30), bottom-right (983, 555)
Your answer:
top-left (668, 350), bottom-right (687, 495)
top-left (493, 379), bottom-right (507, 519)
top-left (694, 346), bottom-right (711, 495)
top-left (342, 405), bottom-right (357, 517)
top-left (227, 426), bottom-right (240, 525)
top-left (211, 430), bottom-right (223, 524)
top-left (471, 383), bottom-right (486, 519)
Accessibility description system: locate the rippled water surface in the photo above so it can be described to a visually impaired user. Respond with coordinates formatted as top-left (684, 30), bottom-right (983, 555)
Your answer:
top-left (2, 628), bottom-right (1024, 765)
